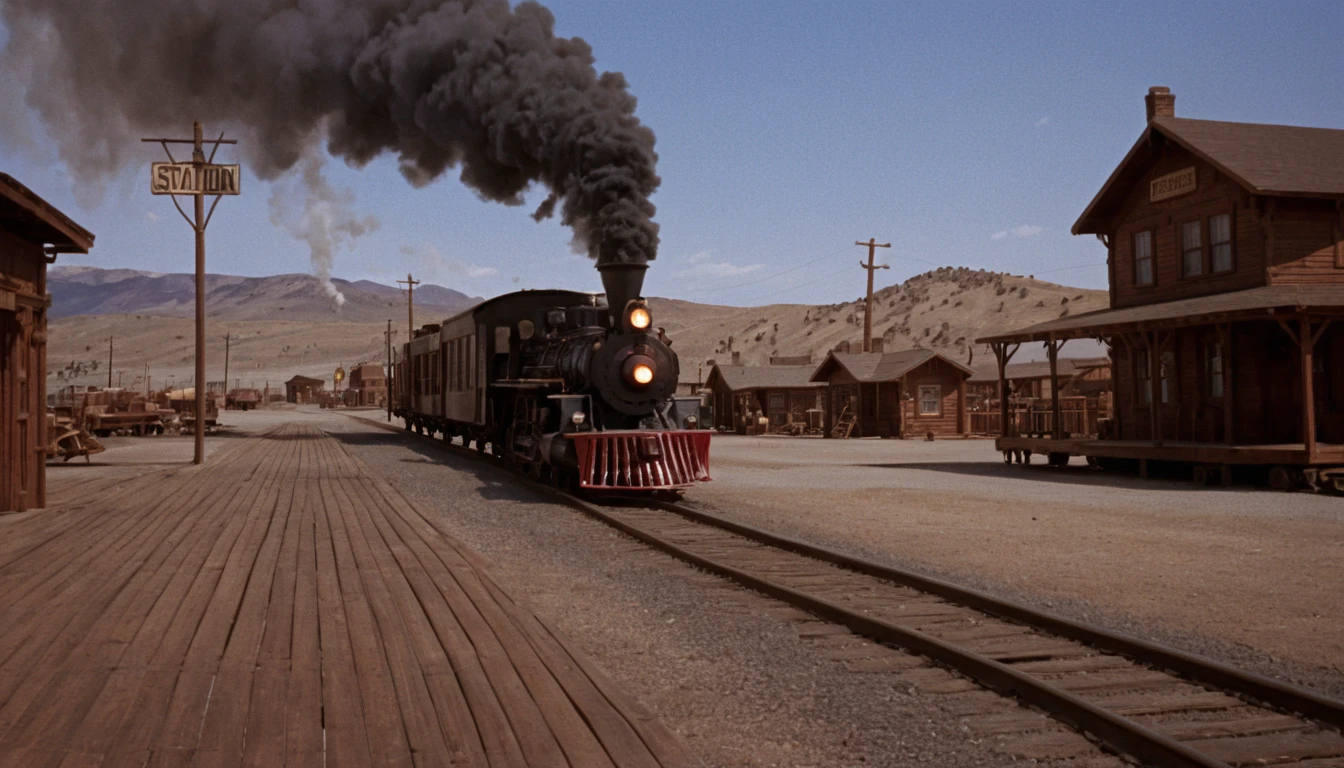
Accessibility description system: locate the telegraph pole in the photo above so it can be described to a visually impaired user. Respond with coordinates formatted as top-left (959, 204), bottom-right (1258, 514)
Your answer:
top-left (397, 273), bottom-right (420, 342)
top-left (107, 335), bottom-right (114, 388)
top-left (223, 330), bottom-right (231, 397)
top-left (143, 122), bottom-right (240, 465)
top-left (856, 238), bottom-right (891, 353)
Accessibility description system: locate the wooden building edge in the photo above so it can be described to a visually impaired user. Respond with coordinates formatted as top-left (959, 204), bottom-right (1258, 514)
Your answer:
top-left (977, 87), bottom-right (1344, 489)
top-left (1, 174), bottom-right (95, 512)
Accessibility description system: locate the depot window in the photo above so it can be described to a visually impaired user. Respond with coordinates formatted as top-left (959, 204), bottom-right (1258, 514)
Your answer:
top-left (918, 384), bottom-right (941, 416)
top-left (1160, 350), bottom-right (1175, 404)
top-left (1133, 231), bottom-right (1154, 286)
top-left (1205, 342), bottom-right (1224, 399)
top-left (1210, 214), bottom-right (1233, 273)
top-left (1181, 220), bottom-right (1204, 278)
top-left (1136, 354), bottom-right (1152, 406)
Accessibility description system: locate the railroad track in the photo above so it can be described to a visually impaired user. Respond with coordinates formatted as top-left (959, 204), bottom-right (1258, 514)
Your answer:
top-left (343, 413), bottom-right (1344, 768)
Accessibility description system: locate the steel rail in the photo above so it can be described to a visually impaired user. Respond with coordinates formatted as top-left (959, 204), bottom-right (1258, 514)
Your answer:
top-left (342, 413), bottom-right (1344, 766)
top-left (651, 500), bottom-right (1344, 733)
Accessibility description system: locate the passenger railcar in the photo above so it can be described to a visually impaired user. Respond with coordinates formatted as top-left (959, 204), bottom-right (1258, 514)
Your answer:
top-left (393, 279), bottom-right (710, 493)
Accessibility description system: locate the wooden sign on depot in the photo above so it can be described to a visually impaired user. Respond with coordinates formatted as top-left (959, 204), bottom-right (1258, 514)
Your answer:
top-left (150, 162), bottom-right (241, 195)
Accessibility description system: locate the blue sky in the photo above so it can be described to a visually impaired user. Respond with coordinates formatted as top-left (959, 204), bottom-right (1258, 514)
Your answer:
top-left (5, 1), bottom-right (1342, 306)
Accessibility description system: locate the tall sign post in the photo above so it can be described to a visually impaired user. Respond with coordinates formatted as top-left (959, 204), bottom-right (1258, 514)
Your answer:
top-left (143, 122), bottom-right (240, 464)
top-left (855, 238), bottom-right (891, 353)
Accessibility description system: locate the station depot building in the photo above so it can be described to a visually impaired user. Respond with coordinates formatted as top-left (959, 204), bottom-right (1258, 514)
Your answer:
top-left (0, 175), bottom-right (94, 512)
top-left (979, 88), bottom-right (1344, 488)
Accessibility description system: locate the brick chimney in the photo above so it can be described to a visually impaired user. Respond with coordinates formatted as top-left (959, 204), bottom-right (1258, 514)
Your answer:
top-left (1145, 86), bottom-right (1175, 122)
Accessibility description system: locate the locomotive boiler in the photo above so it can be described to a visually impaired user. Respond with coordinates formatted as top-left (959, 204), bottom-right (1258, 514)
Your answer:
top-left (393, 263), bottom-right (710, 492)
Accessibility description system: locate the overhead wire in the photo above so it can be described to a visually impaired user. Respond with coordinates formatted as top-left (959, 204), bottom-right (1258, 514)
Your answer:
top-left (683, 243), bottom-right (859, 295)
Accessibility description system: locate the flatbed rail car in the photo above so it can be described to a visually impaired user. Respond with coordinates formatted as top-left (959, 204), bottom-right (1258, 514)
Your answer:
top-left (393, 283), bottom-right (710, 493)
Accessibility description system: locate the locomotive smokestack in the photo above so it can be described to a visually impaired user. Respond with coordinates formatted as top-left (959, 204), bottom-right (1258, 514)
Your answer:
top-left (599, 260), bottom-right (647, 325)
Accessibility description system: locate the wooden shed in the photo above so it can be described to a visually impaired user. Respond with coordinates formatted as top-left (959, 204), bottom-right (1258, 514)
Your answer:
top-left (1, 174), bottom-right (95, 512)
top-left (810, 349), bottom-right (973, 438)
top-left (703, 363), bottom-right (825, 433)
top-left (284, 375), bottom-right (325, 404)
top-left (978, 87), bottom-right (1344, 488)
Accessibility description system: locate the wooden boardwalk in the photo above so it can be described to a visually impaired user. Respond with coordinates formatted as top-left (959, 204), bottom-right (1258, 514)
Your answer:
top-left (0, 423), bottom-right (693, 767)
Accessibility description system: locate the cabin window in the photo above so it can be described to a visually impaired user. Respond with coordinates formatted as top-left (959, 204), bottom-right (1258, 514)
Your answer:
top-left (1181, 220), bottom-right (1203, 277)
top-left (1209, 214), bottom-right (1233, 273)
top-left (1133, 231), bottom-right (1154, 286)
top-left (1204, 342), bottom-right (1224, 399)
top-left (1136, 354), bottom-right (1152, 406)
top-left (918, 384), bottom-right (941, 416)
top-left (1160, 350), bottom-right (1175, 404)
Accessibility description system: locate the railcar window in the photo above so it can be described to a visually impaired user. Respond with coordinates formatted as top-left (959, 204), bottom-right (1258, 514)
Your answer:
top-left (448, 341), bottom-right (459, 392)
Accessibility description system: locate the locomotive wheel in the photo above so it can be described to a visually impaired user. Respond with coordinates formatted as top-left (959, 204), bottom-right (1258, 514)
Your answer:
top-left (402, 418), bottom-right (411, 431)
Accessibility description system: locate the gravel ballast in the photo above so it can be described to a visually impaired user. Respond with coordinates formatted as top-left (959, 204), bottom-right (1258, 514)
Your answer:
top-left (684, 434), bottom-right (1344, 699)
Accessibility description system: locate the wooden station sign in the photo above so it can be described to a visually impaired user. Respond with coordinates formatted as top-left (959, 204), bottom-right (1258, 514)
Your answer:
top-left (150, 162), bottom-right (241, 195)
top-left (1150, 166), bottom-right (1196, 202)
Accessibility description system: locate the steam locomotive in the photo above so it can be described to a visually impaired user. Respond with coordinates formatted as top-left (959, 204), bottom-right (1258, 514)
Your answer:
top-left (392, 263), bottom-right (711, 493)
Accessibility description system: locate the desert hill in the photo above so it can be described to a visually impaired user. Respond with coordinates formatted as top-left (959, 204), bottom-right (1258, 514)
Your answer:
top-left (46, 266), bottom-right (1106, 391)
top-left (49, 266), bottom-right (479, 323)
top-left (647, 267), bottom-right (1108, 376)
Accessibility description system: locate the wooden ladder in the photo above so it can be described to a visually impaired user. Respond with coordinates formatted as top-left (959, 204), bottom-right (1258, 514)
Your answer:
top-left (831, 406), bottom-right (857, 439)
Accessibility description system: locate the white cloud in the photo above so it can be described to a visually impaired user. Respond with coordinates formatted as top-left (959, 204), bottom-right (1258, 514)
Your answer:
top-left (1035, 116), bottom-right (1050, 127)
top-left (678, 249), bottom-right (763, 278)
top-left (400, 243), bottom-right (499, 280)
top-left (991, 224), bottom-right (1044, 241)
top-left (145, 210), bottom-right (160, 223)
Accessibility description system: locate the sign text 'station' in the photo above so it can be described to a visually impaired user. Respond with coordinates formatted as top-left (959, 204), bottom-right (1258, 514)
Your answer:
top-left (150, 162), bottom-right (241, 195)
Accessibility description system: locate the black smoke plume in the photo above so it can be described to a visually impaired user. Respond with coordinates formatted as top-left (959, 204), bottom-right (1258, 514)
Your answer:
top-left (0, 0), bottom-right (660, 266)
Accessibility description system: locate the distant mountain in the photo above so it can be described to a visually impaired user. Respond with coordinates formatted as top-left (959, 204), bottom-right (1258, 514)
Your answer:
top-left (48, 267), bottom-right (481, 323)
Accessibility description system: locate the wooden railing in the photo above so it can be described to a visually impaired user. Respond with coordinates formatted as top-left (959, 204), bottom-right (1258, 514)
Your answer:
top-left (970, 395), bottom-right (1111, 437)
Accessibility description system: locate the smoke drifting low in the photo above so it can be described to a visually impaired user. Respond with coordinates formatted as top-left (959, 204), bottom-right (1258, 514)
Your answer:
top-left (268, 153), bottom-right (380, 306)
top-left (0, 0), bottom-right (661, 268)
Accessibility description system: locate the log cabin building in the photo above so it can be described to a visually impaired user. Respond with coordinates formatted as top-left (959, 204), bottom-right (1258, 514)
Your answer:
top-left (1, 174), bottom-right (95, 512)
top-left (703, 363), bottom-right (824, 433)
top-left (810, 349), bottom-right (973, 438)
top-left (978, 87), bottom-right (1344, 489)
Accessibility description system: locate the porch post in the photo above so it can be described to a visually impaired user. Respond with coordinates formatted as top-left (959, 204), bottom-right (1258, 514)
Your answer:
top-left (1047, 335), bottom-right (1063, 439)
top-left (994, 343), bottom-right (1007, 437)
top-left (1302, 316), bottom-right (1317, 462)
top-left (1221, 323), bottom-right (1234, 445)
top-left (958, 375), bottom-right (967, 436)
top-left (1148, 331), bottom-right (1161, 445)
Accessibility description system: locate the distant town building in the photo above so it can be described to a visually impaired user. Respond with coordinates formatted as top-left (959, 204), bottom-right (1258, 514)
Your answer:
top-left (703, 364), bottom-right (825, 433)
top-left (0, 174), bottom-right (95, 512)
top-left (347, 363), bottom-right (387, 407)
top-left (285, 375), bottom-right (326, 404)
top-left (810, 349), bottom-right (973, 438)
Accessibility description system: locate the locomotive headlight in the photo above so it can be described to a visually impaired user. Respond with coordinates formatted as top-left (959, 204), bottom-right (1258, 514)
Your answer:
top-left (628, 306), bottom-right (651, 331)
top-left (623, 354), bottom-right (657, 386)
top-left (572, 411), bottom-right (586, 425)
